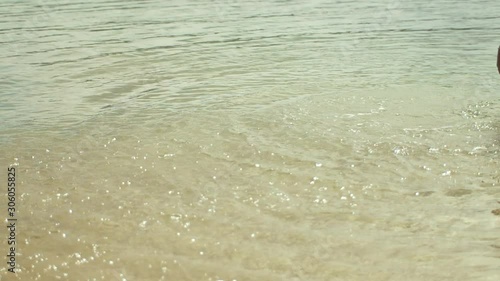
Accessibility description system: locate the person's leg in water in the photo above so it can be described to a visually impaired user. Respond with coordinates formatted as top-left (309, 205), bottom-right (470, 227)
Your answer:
top-left (497, 45), bottom-right (500, 74)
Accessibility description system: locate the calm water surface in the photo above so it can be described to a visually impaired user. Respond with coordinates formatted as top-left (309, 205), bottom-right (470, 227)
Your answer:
top-left (1, 0), bottom-right (499, 280)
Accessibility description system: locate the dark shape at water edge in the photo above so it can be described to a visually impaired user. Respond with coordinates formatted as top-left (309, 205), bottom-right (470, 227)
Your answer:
top-left (497, 45), bottom-right (500, 75)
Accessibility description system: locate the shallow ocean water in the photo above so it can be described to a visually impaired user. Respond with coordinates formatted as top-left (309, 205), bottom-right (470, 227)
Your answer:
top-left (1, 0), bottom-right (499, 280)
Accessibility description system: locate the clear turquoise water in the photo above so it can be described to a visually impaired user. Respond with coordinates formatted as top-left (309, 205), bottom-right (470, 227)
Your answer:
top-left (0, 0), bottom-right (499, 280)
top-left (1, 0), bottom-right (499, 132)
